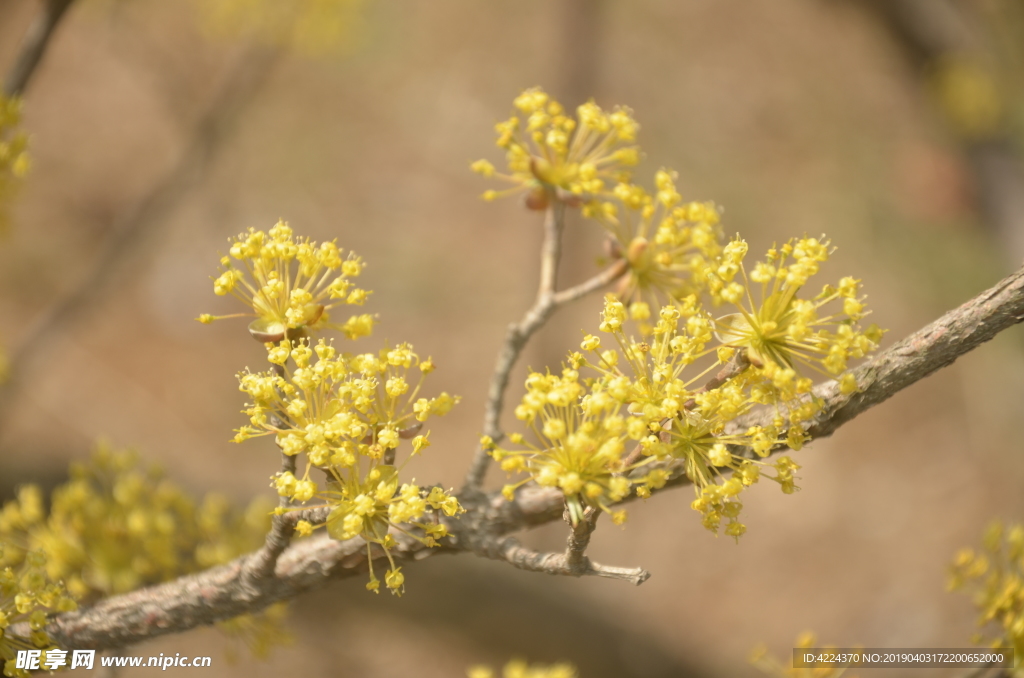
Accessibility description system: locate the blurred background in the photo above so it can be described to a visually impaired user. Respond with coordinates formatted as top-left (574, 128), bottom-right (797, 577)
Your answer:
top-left (1, 0), bottom-right (1024, 676)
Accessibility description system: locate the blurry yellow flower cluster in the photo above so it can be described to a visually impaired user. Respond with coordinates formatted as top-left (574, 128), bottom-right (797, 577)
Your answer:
top-left (197, 0), bottom-right (365, 56)
top-left (0, 445), bottom-right (272, 597)
top-left (206, 222), bottom-right (462, 595)
top-left (0, 95), bottom-right (29, 235)
top-left (471, 87), bottom-right (640, 207)
top-left (931, 55), bottom-right (1003, 140)
top-left (0, 445), bottom-right (289, 660)
top-left (950, 521), bottom-right (1024, 668)
top-left (468, 659), bottom-right (577, 678)
top-left (200, 220), bottom-right (374, 341)
top-left (0, 548), bottom-right (76, 678)
top-left (750, 632), bottom-right (858, 678)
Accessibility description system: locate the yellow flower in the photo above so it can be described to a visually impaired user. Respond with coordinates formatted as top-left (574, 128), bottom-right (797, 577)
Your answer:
top-left (312, 465), bottom-right (461, 594)
top-left (0, 548), bottom-right (76, 678)
top-left (493, 367), bottom-right (639, 525)
top-left (711, 237), bottom-right (884, 412)
top-left (236, 339), bottom-right (457, 469)
top-left (473, 87), bottom-right (640, 206)
top-left (0, 444), bottom-right (297, 667)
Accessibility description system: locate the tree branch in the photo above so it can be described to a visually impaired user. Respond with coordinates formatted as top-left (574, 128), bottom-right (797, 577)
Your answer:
top-left (731, 262), bottom-right (1024, 440)
top-left (243, 452), bottom-right (297, 582)
top-left (4, 0), bottom-right (76, 98)
top-left (19, 261), bottom-right (1024, 652)
top-left (464, 202), bottom-right (628, 490)
top-left (463, 201), bottom-right (565, 490)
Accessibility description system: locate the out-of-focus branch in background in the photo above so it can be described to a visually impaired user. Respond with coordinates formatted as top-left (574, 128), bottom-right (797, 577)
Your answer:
top-left (4, 0), bottom-right (76, 97)
top-left (0, 45), bottom-right (280, 436)
top-left (855, 0), bottom-right (1024, 268)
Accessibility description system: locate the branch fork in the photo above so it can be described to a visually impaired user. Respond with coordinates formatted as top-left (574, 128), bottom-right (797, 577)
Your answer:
top-left (480, 513), bottom-right (650, 588)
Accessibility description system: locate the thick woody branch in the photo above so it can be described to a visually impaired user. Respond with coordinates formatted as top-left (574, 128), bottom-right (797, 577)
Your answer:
top-left (4, 0), bottom-right (76, 97)
top-left (22, 264), bottom-right (1024, 651)
top-left (464, 201), bottom-right (627, 489)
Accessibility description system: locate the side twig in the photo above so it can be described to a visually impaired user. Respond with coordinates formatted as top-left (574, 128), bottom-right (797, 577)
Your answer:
top-left (464, 202), bottom-right (628, 490)
top-left (242, 451), bottom-right (296, 582)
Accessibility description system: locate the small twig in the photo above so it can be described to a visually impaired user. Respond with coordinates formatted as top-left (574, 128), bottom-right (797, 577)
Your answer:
top-left (479, 533), bottom-right (650, 586)
top-left (563, 504), bottom-right (598, 571)
top-left (551, 258), bottom-right (628, 306)
top-left (4, 0), bottom-right (76, 98)
top-left (464, 201), bottom-right (628, 489)
top-left (463, 201), bottom-right (564, 489)
top-left (242, 452), bottom-right (296, 582)
top-left (471, 501), bottom-right (650, 586)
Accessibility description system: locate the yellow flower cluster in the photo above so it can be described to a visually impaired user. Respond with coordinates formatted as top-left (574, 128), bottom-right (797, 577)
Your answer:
top-left (218, 602), bottom-right (291, 663)
top-left (949, 521), bottom-right (1024, 665)
top-left (932, 55), bottom-right (1003, 140)
top-left (582, 169), bottom-right (724, 313)
top-left (197, 0), bottom-right (365, 55)
top-left (490, 297), bottom-right (815, 539)
top-left (0, 445), bottom-right (271, 597)
top-left (0, 549), bottom-right (76, 678)
top-left (241, 339), bottom-right (461, 594)
top-left (0, 95), bottom-right (29, 235)
top-left (711, 237), bottom-right (884, 413)
top-left (0, 445), bottom-right (288, 660)
top-left (468, 659), bottom-right (577, 678)
top-left (210, 223), bottom-right (463, 595)
top-left (475, 89), bottom-right (726, 314)
top-left (750, 632), bottom-right (858, 678)
top-left (199, 221), bottom-right (375, 342)
top-left (486, 367), bottom-right (637, 527)
top-left (472, 87), bottom-right (640, 206)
